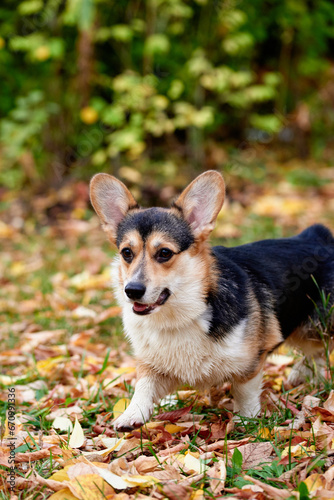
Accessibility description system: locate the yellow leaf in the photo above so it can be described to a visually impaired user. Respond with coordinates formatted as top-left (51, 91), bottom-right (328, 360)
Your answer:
top-left (303, 473), bottom-right (325, 492)
top-left (0, 221), bottom-right (15, 238)
top-left (48, 488), bottom-right (78, 500)
top-left (49, 465), bottom-right (71, 482)
top-left (113, 398), bottom-right (130, 418)
top-left (191, 491), bottom-right (204, 500)
top-left (10, 261), bottom-right (26, 276)
top-left (69, 417), bottom-right (85, 449)
top-left (257, 427), bottom-right (271, 439)
top-left (273, 377), bottom-right (283, 391)
top-left (179, 451), bottom-right (208, 474)
top-left (119, 166), bottom-right (142, 183)
top-left (66, 473), bottom-right (114, 500)
top-left (35, 46), bottom-right (50, 61)
top-left (0, 374), bottom-right (21, 386)
top-left (165, 424), bottom-right (185, 434)
top-left (80, 107), bottom-right (98, 124)
top-left (281, 442), bottom-right (316, 459)
top-left (3, 414), bottom-right (23, 438)
top-left (36, 356), bottom-right (66, 377)
top-left (121, 474), bottom-right (158, 487)
top-left (82, 437), bottom-right (125, 457)
top-left (113, 367), bottom-right (136, 375)
top-left (144, 421), bottom-right (163, 429)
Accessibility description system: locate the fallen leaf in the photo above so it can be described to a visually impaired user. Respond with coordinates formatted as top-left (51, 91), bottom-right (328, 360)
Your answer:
top-left (66, 473), bottom-right (114, 500)
top-left (95, 306), bottom-right (122, 323)
top-left (48, 489), bottom-right (78, 500)
top-left (236, 442), bottom-right (274, 469)
top-left (243, 474), bottom-right (294, 499)
top-left (281, 442), bottom-right (315, 459)
top-left (69, 417), bottom-right (85, 448)
top-left (113, 398), bottom-right (130, 418)
top-left (154, 405), bottom-right (193, 423)
top-left (324, 390), bottom-right (334, 414)
top-left (303, 473), bottom-right (325, 493)
top-left (134, 455), bottom-right (161, 474)
top-left (53, 416), bottom-right (73, 433)
top-left (165, 424), bottom-right (186, 434)
top-left (208, 458), bottom-right (226, 494)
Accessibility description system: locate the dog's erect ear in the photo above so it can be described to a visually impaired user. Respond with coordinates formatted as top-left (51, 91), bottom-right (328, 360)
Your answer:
top-left (174, 171), bottom-right (225, 238)
top-left (90, 173), bottom-right (138, 242)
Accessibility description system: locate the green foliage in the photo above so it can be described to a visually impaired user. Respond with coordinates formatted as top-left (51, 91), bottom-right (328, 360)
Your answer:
top-left (0, 0), bottom-right (334, 187)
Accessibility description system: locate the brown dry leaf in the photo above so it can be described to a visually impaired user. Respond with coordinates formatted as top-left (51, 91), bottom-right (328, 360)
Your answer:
top-left (234, 442), bottom-right (274, 469)
top-left (324, 390), bottom-right (334, 414)
top-left (150, 464), bottom-right (181, 482)
top-left (162, 482), bottom-right (192, 500)
top-left (31, 471), bottom-right (65, 492)
top-left (0, 448), bottom-right (10, 467)
top-left (47, 406), bottom-right (83, 421)
top-left (324, 464), bottom-right (334, 486)
top-left (243, 475), bottom-right (296, 499)
top-left (15, 447), bottom-right (61, 463)
top-left (207, 458), bottom-right (226, 494)
top-left (154, 405), bottom-right (193, 423)
top-left (21, 330), bottom-right (66, 351)
top-left (95, 306), bottom-right (122, 323)
top-left (134, 455), bottom-right (161, 474)
top-left (116, 437), bottom-right (142, 457)
top-left (210, 419), bottom-right (234, 439)
top-left (158, 441), bottom-right (190, 457)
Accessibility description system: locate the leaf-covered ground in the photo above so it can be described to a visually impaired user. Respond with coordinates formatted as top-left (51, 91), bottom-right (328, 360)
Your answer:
top-left (2, 160), bottom-right (334, 500)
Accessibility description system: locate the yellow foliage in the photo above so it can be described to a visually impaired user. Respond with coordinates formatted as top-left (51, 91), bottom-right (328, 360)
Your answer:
top-left (113, 398), bottom-right (130, 417)
top-left (80, 107), bottom-right (99, 124)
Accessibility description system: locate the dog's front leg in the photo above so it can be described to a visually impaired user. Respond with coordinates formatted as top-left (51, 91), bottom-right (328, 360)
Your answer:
top-left (114, 366), bottom-right (176, 432)
top-left (231, 370), bottom-right (263, 419)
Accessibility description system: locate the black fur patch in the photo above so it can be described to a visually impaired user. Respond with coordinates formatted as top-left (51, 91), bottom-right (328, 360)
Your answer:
top-left (116, 208), bottom-right (195, 251)
top-left (208, 224), bottom-right (334, 340)
top-left (207, 256), bottom-right (250, 339)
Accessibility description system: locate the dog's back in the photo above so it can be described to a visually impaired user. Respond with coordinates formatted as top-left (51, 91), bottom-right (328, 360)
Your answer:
top-left (211, 224), bottom-right (334, 341)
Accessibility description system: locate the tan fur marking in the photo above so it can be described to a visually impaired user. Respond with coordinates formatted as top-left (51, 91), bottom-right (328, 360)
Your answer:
top-left (90, 173), bottom-right (138, 244)
top-left (234, 290), bottom-right (283, 384)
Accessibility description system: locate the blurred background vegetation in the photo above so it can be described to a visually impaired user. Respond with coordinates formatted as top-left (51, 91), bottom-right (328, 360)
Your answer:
top-left (0, 0), bottom-right (334, 200)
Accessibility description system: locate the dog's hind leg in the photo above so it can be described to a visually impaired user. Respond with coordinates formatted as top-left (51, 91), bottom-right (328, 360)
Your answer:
top-left (231, 370), bottom-right (263, 418)
top-left (286, 326), bottom-right (331, 386)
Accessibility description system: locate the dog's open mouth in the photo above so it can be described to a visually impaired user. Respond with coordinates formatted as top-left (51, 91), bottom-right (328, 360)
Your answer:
top-left (133, 289), bottom-right (170, 315)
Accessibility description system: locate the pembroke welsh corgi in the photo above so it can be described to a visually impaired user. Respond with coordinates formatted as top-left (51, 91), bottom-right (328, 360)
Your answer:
top-left (90, 170), bottom-right (334, 431)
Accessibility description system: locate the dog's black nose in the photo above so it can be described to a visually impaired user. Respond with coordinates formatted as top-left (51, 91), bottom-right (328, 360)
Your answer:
top-left (125, 282), bottom-right (146, 300)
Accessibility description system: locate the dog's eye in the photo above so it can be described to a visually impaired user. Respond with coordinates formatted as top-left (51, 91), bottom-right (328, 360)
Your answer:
top-left (121, 248), bottom-right (133, 263)
top-left (156, 248), bottom-right (173, 263)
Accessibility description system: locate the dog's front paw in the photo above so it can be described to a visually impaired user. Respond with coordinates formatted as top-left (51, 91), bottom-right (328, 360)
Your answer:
top-left (114, 403), bottom-right (154, 432)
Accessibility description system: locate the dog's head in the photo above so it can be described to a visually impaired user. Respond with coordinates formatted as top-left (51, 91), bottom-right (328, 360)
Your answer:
top-left (90, 171), bottom-right (225, 318)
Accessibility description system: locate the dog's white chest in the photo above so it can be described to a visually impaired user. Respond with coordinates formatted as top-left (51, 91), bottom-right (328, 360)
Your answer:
top-left (123, 306), bottom-right (249, 387)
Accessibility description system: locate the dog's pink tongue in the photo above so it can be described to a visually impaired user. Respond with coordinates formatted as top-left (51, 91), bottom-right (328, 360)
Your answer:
top-left (133, 302), bottom-right (149, 312)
